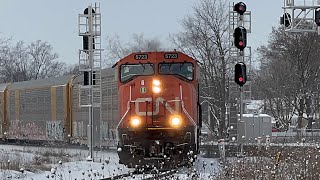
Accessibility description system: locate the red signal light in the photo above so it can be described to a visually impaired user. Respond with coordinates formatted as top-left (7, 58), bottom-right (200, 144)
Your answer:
top-left (239, 41), bottom-right (243, 47)
top-left (235, 62), bottom-right (247, 86)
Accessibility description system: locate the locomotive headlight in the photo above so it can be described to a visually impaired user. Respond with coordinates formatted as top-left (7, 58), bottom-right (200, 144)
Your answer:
top-left (152, 79), bottom-right (161, 86)
top-left (130, 117), bottom-right (141, 127)
top-left (152, 79), bottom-right (161, 93)
top-left (152, 86), bottom-right (161, 93)
top-left (170, 115), bottom-right (182, 127)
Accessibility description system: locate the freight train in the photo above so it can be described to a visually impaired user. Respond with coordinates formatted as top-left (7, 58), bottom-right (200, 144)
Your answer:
top-left (0, 51), bottom-right (202, 169)
top-left (114, 51), bottom-right (202, 168)
top-left (0, 68), bottom-right (118, 145)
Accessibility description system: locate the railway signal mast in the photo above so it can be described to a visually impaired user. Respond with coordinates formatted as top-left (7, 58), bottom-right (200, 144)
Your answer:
top-left (228, 2), bottom-right (250, 144)
top-left (78, 4), bottom-right (102, 161)
top-left (232, 2), bottom-right (249, 156)
top-left (233, 1), bottom-right (248, 132)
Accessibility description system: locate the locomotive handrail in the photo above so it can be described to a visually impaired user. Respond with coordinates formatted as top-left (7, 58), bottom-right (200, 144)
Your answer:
top-left (116, 100), bottom-right (131, 141)
top-left (116, 101), bottom-right (131, 129)
top-left (179, 85), bottom-right (196, 126)
top-left (180, 84), bottom-right (198, 150)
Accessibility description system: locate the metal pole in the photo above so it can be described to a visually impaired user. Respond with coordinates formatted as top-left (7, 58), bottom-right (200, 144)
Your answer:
top-left (207, 103), bottom-right (210, 126)
top-left (88, 5), bottom-right (93, 161)
top-left (239, 86), bottom-right (243, 156)
top-left (239, 53), bottom-right (245, 156)
top-left (252, 115), bottom-right (254, 142)
top-left (240, 51), bottom-right (245, 122)
top-left (110, 85), bottom-right (113, 139)
top-left (240, 86), bottom-right (243, 121)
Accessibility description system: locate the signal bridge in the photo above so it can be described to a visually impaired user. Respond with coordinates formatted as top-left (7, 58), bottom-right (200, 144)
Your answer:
top-left (282, 0), bottom-right (320, 34)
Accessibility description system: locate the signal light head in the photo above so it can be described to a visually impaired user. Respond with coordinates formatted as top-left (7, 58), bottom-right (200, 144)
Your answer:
top-left (234, 2), bottom-right (247, 15)
top-left (280, 13), bottom-right (291, 27)
top-left (315, 9), bottom-right (320, 26)
top-left (234, 62), bottom-right (247, 86)
top-left (234, 26), bottom-right (247, 51)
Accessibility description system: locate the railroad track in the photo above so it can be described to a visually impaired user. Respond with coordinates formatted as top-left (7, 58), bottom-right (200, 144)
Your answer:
top-left (100, 169), bottom-right (178, 180)
top-left (0, 138), bottom-right (117, 151)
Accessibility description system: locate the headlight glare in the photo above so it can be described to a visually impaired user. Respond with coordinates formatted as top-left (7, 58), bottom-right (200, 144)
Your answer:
top-left (152, 79), bottom-right (161, 86)
top-left (170, 115), bottom-right (182, 127)
top-left (130, 117), bottom-right (141, 127)
top-left (152, 86), bottom-right (161, 93)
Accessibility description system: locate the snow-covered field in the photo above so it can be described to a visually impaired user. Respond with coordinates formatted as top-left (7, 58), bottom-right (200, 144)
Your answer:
top-left (0, 145), bottom-right (130, 180)
top-left (0, 144), bottom-right (221, 180)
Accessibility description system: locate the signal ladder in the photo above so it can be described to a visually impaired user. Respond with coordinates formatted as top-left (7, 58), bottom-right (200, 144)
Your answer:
top-left (229, 5), bottom-right (240, 60)
top-left (78, 4), bottom-right (102, 107)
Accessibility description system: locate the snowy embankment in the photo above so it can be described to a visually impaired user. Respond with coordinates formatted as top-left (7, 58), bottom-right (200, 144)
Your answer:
top-left (0, 144), bottom-right (131, 180)
top-left (0, 144), bottom-right (222, 180)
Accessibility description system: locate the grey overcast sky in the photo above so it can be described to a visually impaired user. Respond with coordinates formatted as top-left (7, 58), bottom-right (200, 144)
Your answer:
top-left (0, 0), bottom-right (283, 65)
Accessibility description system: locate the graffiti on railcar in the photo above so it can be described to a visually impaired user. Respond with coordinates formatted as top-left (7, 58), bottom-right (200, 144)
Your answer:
top-left (73, 121), bottom-right (85, 138)
top-left (100, 121), bottom-right (108, 140)
top-left (46, 121), bottom-right (64, 140)
top-left (9, 120), bottom-right (46, 140)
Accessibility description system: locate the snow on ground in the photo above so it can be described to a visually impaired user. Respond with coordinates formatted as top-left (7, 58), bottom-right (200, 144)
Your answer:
top-left (0, 144), bottom-right (131, 180)
top-left (1, 160), bottom-right (128, 180)
top-left (171, 157), bottom-right (222, 179)
top-left (0, 144), bottom-right (221, 180)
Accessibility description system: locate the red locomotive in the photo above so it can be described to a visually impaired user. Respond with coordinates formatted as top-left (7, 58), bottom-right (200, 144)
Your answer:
top-left (114, 51), bottom-right (202, 168)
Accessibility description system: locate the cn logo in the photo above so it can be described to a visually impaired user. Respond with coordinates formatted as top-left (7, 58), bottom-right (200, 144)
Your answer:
top-left (135, 97), bottom-right (180, 116)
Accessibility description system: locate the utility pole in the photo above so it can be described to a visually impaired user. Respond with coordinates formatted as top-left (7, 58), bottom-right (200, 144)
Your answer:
top-left (78, 4), bottom-right (102, 161)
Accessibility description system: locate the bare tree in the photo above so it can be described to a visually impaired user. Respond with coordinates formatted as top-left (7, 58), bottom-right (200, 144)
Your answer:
top-left (255, 27), bottom-right (320, 130)
top-left (104, 33), bottom-right (163, 67)
top-left (27, 40), bottom-right (64, 79)
top-left (63, 64), bottom-right (80, 75)
top-left (0, 37), bottom-right (13, 82)
top-left (171, 0), bottom-right (230, 137)
top-left (4, 41), bottom-right (29, 82)
top-left (0, 40), bottom-right (66, 83)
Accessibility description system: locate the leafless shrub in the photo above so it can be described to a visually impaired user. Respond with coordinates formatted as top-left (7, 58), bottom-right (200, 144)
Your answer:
top-left (211, 145), bottom-right (320, 179)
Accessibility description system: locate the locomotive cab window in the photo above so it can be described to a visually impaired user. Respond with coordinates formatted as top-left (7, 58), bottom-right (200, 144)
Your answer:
top-left (120, 63), bottom-right (154, 82)
top-left (159, 62), bottom-right (194, 80)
